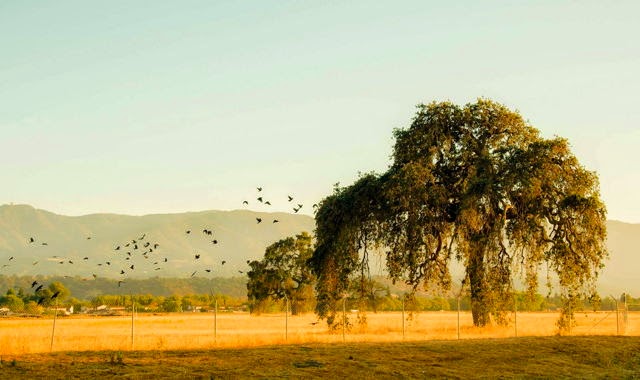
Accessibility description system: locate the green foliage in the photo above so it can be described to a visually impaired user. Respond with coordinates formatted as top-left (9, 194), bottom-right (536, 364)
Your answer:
top-left (0, 293), bottom-right (24, 312)
top-left (311, 99), bottom-right (607, 328)
top-left (247, 232), bottom-right (316, 315)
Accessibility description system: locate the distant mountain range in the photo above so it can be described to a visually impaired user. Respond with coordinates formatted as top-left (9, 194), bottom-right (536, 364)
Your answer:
top-left (0, 204), bottom-right (637, 296)
top-left (0, 204), bottom-right (314, 279)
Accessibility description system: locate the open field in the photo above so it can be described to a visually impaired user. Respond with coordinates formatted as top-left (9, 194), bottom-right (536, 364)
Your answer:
top-left (0, 336), bottom-right (639, 379)
top-left (0, 311), bottom-right (638, 355)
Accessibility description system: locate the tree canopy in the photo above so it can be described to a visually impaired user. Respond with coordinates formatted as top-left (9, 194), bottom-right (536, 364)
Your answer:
top-left (247, 232), bottom-right (316, 315)
top-left (310, 99), bottom-right (607, 328)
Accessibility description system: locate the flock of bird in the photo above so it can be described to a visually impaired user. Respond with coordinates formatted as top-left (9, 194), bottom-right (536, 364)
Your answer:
top-left (1, 188), bottom-right (312, 304)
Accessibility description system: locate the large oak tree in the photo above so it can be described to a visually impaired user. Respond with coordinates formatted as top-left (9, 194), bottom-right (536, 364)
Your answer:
top-left (310, 99), bottom-right (607, 328)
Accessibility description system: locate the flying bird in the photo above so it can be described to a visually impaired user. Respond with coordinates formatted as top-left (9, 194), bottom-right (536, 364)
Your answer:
top-left (265, 201), bottom-right (271, 205)
top-left (31, 281), bottom-right (38, 288)
top-left (115, 246), bottom-right (120, 250)
top-left (221, 260), bottom-right (226, 266)
top-left (257, 187), bottom-right (262, 192)
top-left (256, 218), bottom-right (262, 224)
top-left (257, 197), bottom-right (263, 203)
top-left (273, 219), bottom-right (279, 223)
top-left (191, 271), bottom-right (197, 277)
top-left (242, 200), bottom-right (249, 205)
top-left (8, 257), bottom-right (13, 261)
top-left (212, 240), bottom-right (218, 244)
top-left (51, 291), bottom-right (61, 300)
top-left (195, 254), bottom-right (201, 259)
top-left (83, 257), bottom-right (89, 260)
top-left (35, 284), bottom-right (44, 292)
top-left (288, 195), bottom-right (293, 202)
top-left (130, 265), bottom-right (135, 270)
top-left (205, 269), bottom-right (212, 273)
top-left (120, 270), bottom-right (125, 275)
top-left (186, 230), bottom-right (191, 234)
top-left (29, 237), bottom-right (35, 243)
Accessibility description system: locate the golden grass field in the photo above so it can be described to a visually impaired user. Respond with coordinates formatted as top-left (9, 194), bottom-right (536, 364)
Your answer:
top-left (0, 312), bottom-right (639, 378)
top-left (0, 310), bottom-right (638, 355)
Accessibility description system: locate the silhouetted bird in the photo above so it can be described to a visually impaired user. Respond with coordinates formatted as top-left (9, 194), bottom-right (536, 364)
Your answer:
top-left (273, 219), bottom-right (279, 223)
top-left (155, 268), bottom-right (161, 271)
top-left (32, 261), bottom-right (39, 266)
top-left (130, 265), bottom-right (135, 270)
top-left (92, 274), bottom-right (97, 279)
top-left (144, 242), bottom-right (150, 248)
top-left (115, 246), bottom-right (120, 250)
top-left (87, 237), bottom-right (91, 240)
top-left (288, 195), bottom-right (293, 202)
top-left (125, 243), bottom-right (130, 247)
top-left (83, 257), bottom-right (89, 260)
top-left (293, 207), bottom-right (300, 213)
top-left (256, 218), bottom-right (262, 224)
top-left (238, 270), bottom-right (243, 274)
top-left (164, 258), bottom-right (168, 262)
top-left (257, 197), bottom-right (263, 203)
top-left (191, 271), bottom-right (197, 277)
top-left (257, 187), bottom-right (262, 192)
top-left (153, 243), bottom-right (159, 249)
top-left (265, 201), bottom-right (271, 205)
top-left (31, 281), bottom-right (38, 288)
top-left (243, 200), bottom-right (249, 205)
top-left (106, 261), bottom-right (111, 265)
top-left (297, 204), bottom-right (303, 209)
top-left (120, 270), bottom-right (125, 275)
top-left (68, 260), bottom-right (73, 264)
top-left (35, 284), bottom-right (43, 292)
top-left (186, 230), bottom-right (191, 234)
top-left (212, 240), bottom-right (218, 244)
top-left (42, 242), bottom-right (48, 245)
top-left (8, 257), bottom-right (13, 261)
top-left (221, 260), bottom-right (226, 266)
top-left (51, 291), bottom-right (60, 300)
top-left (195, 254), bottom-right (201, 259)
top-left (205, 269), bottom-right (212, 273)
top-left (134, 244), bottom-right (138, 250)
top-left (139, 233), bottom-right (146, 240)
top-left (29, 237), bottom-right (35, 243)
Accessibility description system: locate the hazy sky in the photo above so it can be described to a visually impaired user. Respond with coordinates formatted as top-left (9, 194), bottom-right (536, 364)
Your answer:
top-left (1, 1), bottom-right (639, 222)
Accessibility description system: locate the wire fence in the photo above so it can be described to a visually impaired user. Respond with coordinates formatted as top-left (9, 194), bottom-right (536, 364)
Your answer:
top-left (0, 293), bottom-right (636, 355)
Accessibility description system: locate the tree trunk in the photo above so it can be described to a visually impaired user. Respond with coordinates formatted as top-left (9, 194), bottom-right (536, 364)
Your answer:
top-left (467, 248), bottom-right (490, 327)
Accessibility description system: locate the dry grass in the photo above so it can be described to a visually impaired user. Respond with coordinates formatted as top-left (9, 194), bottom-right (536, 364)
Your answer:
top-left (0, 336), bottom-right (638, 379)
top-left (0, 311), bottom-right (638, 355)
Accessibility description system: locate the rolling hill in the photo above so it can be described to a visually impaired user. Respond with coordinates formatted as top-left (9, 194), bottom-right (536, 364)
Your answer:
top-left (0, 204), bottom-right (637, 296)
top-left (0, 204), bottom-right (314, 279)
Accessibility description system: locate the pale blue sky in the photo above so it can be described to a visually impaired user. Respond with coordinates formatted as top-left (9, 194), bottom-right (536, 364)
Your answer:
top-left (1, 1), bottom-right (639, 222)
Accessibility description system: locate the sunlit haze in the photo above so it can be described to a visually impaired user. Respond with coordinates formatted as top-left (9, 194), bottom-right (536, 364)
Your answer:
top-left (1, 1), bottom-right (639, 222)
